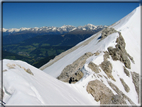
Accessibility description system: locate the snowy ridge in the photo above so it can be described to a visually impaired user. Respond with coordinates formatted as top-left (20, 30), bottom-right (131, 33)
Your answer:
top-left (3, 59), bottom-right (96, 105)
top-left (2, 6), bottom-right (141, 106)
top-left (41, 5), bottom-right (140, 105)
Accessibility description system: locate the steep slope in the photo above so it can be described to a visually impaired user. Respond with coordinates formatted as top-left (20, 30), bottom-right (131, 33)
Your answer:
top-left (40, 6), bottom-right (141, 106)
top-left (2, 59), bottom-right (96, 105)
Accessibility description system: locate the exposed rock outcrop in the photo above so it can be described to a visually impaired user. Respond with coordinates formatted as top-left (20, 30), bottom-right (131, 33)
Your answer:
top-left (107, 32), bottom-right (134, 69)
top-left (131, 72), bottom-right (140, 102)
top-left (123, 66), bottom-right (130, 77)
top-left (100, 60), bottom-right (112, 74)
top-left (86, 80), bottom-right (114, 104)
top-left (68, 69), bottom-right (84, 84)
top-left (6, 63), bottom-right (15, 69)
top-left (98, 27), bottom-right (117, 41)
top-left (88, 62), bottom-right (100, 73)
top-left (94, 51), bottom-right (100, 56)
top-left (26, 68), bottom-right (34, 75)
top-left (57, 52), bottom-right (93, 83)
top-left (120, 78), bottom-right (130, 92)
top-left (108, 81), bottom-right (135, 105)
top-left (86, 80), bottom-right (134, 105)
top-left (111, 94), bottom-right (126, 104)
top-left (103, 51), bottom-right (110, 60)
top-left (17, 64), bottom-right (34, 75)
top-left (100, 60), bottom-right (115, 81)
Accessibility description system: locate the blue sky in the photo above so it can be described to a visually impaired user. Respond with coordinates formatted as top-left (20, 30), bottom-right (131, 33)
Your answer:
top-left (3, 2), bottom-right (139, 29)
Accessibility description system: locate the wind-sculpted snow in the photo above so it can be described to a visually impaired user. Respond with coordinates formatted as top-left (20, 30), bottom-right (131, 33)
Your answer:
top-left (2, 6), bottom-right (141, 106)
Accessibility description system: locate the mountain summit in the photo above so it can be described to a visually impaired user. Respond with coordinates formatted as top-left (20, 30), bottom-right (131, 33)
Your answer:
top-left (2, 6), bottom-right (141, 106)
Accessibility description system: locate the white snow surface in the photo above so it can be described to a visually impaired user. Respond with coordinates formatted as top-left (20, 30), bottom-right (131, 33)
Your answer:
top-left (42, 5), bottom-right (141, 105)
top-left (3, 59), bottom-right (96, 105)
top-left (2, 6), bottom-right (141, 106)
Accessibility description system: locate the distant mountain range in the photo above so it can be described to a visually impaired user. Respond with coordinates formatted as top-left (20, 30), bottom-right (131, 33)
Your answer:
top-left (3, 24), bottom-right (107, 45)
top-left (3, 24), bottom-right (107, 68)
top-left (3, 24), bottom-right (107, 36)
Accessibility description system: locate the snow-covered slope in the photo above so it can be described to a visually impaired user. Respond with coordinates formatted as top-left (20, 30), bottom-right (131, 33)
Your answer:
top-left (41, 6), bottom-right (140, 77)
top-left (2, 6), bottom-right (141, 106)
top-left (2, 59), bottom-right (96, 105)
top-left (40, 6), bottom-right (141, 106)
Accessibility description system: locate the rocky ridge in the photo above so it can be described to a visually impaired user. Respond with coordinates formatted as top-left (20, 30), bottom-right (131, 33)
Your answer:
top-left (56, 27), bottom-right (140, 105)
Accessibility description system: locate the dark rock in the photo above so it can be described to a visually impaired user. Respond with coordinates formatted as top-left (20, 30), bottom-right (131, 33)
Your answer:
top-left (69, 71), bottom-right (83, 84)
